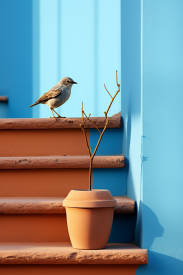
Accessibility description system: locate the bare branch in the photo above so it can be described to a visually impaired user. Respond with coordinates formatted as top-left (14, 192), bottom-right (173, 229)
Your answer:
top-left (80, 102), bottom-right (91, 157)
top-left (80, 71), bottom-right (121, 191)
top-left (106, 88), bottom-right (120, 115)
top-left (104, 83), bottom-right (112, 98)
top-left (91, 118), bottom-right (109, 159)
top-left (82, 110), bottom-right (101, 134)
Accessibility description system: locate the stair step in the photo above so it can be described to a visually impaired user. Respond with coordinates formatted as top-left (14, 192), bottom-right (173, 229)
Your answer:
top-left (0, 243), bottom-right (147, 264)
top-left (0, 156), bottom-right (125, 169)
top-left (0, 196), bottom-right (134, 214)
top-left (0, 129), bottom-right (90, 157)
top-left (0, 117), bottom-right (122, 130)
top-left (0, 169), bottom-right (89, 197)
top-left (0, 214), bottom-right (70, 243)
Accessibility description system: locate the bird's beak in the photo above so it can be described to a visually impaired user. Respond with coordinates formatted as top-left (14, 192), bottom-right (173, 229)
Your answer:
top-left (72, 81), bottom-right (77, 84)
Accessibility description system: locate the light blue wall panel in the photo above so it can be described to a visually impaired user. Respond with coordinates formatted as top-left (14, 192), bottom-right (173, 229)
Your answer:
top-left (32, 0), bottom-right (121, 118)
top-left (38, 0), bottom-right (60, 118)
top-left (57, 0), bottom-right (121, 118)
top-left (137, 0), bottom-right (183, 274)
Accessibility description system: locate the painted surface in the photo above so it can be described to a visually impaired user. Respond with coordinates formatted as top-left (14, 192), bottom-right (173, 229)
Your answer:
top-left (37, 0), bottom-right (121, 118)
top-left (119, 0), bottom-right (183, 273)
top-left (0, 0), bottom-right (121, 119)
top-left (136, 1), bottom-right (183, 274)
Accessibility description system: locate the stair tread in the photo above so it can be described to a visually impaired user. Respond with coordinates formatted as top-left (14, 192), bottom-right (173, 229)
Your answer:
top-left (0, 243), bottom-right (148, 265)
top-left (0, 196), bottom-right (135, 214)
top-left (0, 117), bottom-right (122, 130)
top-left (0, 155), bottom-right (125, 169)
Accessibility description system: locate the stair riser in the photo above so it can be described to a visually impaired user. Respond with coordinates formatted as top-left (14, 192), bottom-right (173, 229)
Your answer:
top-left (0, 215), bottom-right (70, 243)
top-left (0, 129), bottom-right (89, 157)
top-left (0, 214), bottom-right (135, 244)
top-left (0, 169), bottom-right (89, 197)
top-left (0, 265), bottom-right (139, 275)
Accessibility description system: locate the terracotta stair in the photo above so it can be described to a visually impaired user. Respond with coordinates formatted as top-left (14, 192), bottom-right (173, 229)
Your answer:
top-left (0, 243), bottom-right (147, 264)
top-left (0, 118), bottom-right (147, 274)
top-left (0, 196), bottom-right (134, 214)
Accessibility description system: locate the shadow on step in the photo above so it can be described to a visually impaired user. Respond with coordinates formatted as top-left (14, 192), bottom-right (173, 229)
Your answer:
top-left (109, 208), bottom-right (137, 243)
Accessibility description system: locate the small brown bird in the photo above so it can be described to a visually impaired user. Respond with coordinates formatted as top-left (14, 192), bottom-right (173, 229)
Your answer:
top-left (29, 77), bottom-right (77, 118)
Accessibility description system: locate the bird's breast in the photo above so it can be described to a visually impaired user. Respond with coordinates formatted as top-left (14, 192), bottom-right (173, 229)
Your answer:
top-left (46, 88), bottom-right (71, 108)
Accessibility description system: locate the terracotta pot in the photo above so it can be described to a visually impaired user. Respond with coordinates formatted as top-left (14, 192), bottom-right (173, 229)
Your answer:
top-left (63, 189), bottom-right (116, 250)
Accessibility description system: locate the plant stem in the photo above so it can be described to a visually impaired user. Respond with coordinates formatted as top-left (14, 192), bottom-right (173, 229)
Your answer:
top-left (89, 158), bottom-right (93, 191)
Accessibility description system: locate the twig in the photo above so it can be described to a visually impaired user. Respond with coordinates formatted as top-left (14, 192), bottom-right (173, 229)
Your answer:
top-left (80, 71), bottom-right (121, 191)
top-left (104, 83), bottom-right (112, 98)
top-left (82, 111), bottom-right (102, 134)
top-left (81, 102), bottom-right (91, 157)
top-left (91, 118), bottom-right (109, 159)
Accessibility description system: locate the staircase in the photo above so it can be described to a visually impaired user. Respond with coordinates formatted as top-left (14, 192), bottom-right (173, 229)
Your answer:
top-left (0, 117), bottom-right (147, 275)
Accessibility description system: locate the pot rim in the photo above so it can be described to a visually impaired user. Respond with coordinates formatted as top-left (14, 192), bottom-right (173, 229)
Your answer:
top-left (63, 189), bottom-right (117, 208)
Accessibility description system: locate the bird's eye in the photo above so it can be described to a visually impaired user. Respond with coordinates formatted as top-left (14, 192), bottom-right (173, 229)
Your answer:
top-left (67, 80), bottom-right (70, 83)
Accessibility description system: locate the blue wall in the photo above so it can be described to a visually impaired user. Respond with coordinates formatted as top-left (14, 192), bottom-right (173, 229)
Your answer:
top-left (121, 0), bottom-right (183, 273)
top-left (0, 0), bottom-right (121, 118)
top-left (140, 0), bottom-right (183, 273)
top-left (135, 0), bottom-right (183, 274)
top-left (0, 0), bottom-right (33, 118)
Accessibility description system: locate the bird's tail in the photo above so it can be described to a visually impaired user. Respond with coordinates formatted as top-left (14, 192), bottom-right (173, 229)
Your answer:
top-left (29, 102), bottom-right (40, 108)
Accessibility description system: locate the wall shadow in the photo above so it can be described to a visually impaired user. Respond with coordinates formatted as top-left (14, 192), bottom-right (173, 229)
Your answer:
top-left (137, 251), bottom-right (183, 275)
top-left (135, 203), bottom-right (182, 274)
top-left (142, 203), bottom-right (164, 248)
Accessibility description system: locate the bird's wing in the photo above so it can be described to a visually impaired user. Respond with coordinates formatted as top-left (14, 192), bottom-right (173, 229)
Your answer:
top-left (36, 86), bottom-right (63, 103)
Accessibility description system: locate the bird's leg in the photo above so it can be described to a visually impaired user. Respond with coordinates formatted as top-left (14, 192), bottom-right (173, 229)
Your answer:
top-left (50, 108), bottom-right (57, 119)
top-left (53, 109), bottom-right (66, 118)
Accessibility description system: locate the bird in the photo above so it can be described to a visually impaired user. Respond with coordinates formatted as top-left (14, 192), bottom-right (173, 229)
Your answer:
top-left (29, 77), bottom-right (77, 118)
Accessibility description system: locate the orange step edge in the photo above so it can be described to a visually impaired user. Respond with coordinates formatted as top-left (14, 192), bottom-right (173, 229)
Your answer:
top-left (0, 196), bottom-right (135, 214)
top-left (0, 155), bottom-right (125, 169)
top-left (0, 117), bottom-right (122, 129)
top-left (0, 243), bottom-right (148, 265)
